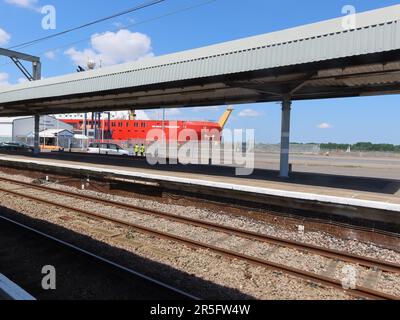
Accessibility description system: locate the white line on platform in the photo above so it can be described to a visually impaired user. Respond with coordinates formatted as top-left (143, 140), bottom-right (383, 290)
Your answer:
top-left (1, 156), bottom-right (400, 213)
top-left (0, 274), bottom-right (36, 300)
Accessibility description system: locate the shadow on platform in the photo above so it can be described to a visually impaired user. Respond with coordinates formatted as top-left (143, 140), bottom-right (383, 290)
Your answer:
top-left (12, 151), bottom-right (398, 196)
top-left (0, 206), bottom-right (255, 300)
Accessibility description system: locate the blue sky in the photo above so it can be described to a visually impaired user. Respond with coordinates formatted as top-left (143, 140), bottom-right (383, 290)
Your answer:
top-left (0, 0), bottom-right (399, 144)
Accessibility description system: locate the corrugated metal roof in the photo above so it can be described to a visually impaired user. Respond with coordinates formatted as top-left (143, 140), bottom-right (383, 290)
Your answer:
top-left (1, 5), bottom-right (400, 105)
top-left (26, 129), bottom-right (74, 138)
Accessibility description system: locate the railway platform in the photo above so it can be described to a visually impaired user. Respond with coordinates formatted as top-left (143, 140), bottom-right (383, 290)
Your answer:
top-left (0, 152), bottom-right (399, 232)
top-left (0, 274), bottom-right (35, 301)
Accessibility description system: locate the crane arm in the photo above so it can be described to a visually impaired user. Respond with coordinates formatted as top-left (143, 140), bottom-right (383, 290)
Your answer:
top-left (218, 106), bottom-right (234, 129)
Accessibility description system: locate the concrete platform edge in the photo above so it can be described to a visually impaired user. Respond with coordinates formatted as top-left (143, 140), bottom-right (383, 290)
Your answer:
top-left (0, 157), bottom-right (399, 231)
top-left (1, 157), bottom-right (399, 212)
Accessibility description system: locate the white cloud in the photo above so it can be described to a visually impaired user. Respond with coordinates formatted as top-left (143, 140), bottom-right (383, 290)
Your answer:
top-left (112, 21), bottom-right (124, 29)
top-left (238, 109), bottom-right (261, 118)
top-left (45, 50), bottom-right (57, 60)
top-left (317, 122), bottom-right (333, 129)
top-left (65, 48), bottom-right (96, 67)
top-left (113, 17), bottom-right (135, 29)
top-left (192, 106), bottom-right (224, 113)
top-left (0, 28), bottom-right (11, 45)
top-left (65, 29), bottom-right (153, 67)
top-left (0, 72), bottom-right (11, 88)
top-left (18, 77), bottom-right (29, 84)
top-left (0, 74), bottom-right (32, 88)
top-left (5, 0), bottom-right (41, 11)
top-left (166, 108), bottom-right (181, 116)
top-left (145, 108), bottom-right (182, 120)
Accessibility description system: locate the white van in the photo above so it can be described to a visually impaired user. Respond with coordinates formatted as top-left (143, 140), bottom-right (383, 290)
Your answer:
top-left (87, 143), bottom-right (130, 156)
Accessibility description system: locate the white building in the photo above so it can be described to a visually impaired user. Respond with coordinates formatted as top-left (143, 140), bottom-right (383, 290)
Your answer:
top-left (0, 117), bottom-right (22, 142)
top-left (13, 116), bottom-right (73, 143)
top-left (26, 129), bottom-right (75, 149)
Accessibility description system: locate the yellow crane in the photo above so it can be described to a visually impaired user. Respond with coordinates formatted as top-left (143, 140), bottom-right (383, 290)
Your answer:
top-left (218, 106), bottom-right (234, 129)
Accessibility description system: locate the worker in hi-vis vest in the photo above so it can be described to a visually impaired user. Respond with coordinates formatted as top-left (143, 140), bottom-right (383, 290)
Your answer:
top-left (134, 144), bottom-right (140, 156)
top-left (140, 144), bottom-right (145, 157)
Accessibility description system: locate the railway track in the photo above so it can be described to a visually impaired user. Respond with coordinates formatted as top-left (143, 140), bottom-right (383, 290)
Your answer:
top-left (0, 213), bottom-right (197, 300)
top-left (0, 176), bottom-right (398, 300)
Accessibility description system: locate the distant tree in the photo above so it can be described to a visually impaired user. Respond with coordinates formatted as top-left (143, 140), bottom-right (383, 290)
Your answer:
top-left (320, 142), bottom-right (400, 152)
top-left (320, 143), bottom-right (349, 151)
top-left (257, 142), bottom-right (400, 152)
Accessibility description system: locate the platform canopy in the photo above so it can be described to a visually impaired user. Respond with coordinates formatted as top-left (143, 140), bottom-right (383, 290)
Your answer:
top-left (1, 4), bottom-right (400, 117)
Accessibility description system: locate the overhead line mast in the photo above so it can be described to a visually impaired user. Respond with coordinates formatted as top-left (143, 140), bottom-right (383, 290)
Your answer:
top-left (1, 1), bottom-right (166, 153)
top-left (0, 48), bottom-right (41, 154)
top-left (0, 48), bottom-right (41, 81)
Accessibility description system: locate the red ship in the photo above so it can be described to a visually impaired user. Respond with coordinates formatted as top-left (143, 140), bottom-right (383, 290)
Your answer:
top-left (57, 108), bottom-right (233, 143)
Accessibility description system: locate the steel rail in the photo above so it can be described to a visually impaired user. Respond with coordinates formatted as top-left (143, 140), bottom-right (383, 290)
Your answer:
top-left (0, 213), bottom-right (199, 300)
top-left (0, 183), bottom-right (397, 300)
top-left (0, 176), bottom-right (398, 274)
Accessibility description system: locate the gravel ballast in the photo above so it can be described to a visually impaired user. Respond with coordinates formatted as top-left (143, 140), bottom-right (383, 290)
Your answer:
top-left (0, 171), bottom-right (399, 299)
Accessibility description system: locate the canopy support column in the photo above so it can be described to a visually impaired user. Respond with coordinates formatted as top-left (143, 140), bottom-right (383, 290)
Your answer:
top-left (33, 115), bottom-right (40, 155)
top-left (279, 96), bottom-right (292, 178)
top-left (33, 61), bottom-right (41, 155)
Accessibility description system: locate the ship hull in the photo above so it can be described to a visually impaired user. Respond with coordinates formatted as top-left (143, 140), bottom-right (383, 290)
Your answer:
top-left (59, 119), bottom-right (222, 142)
